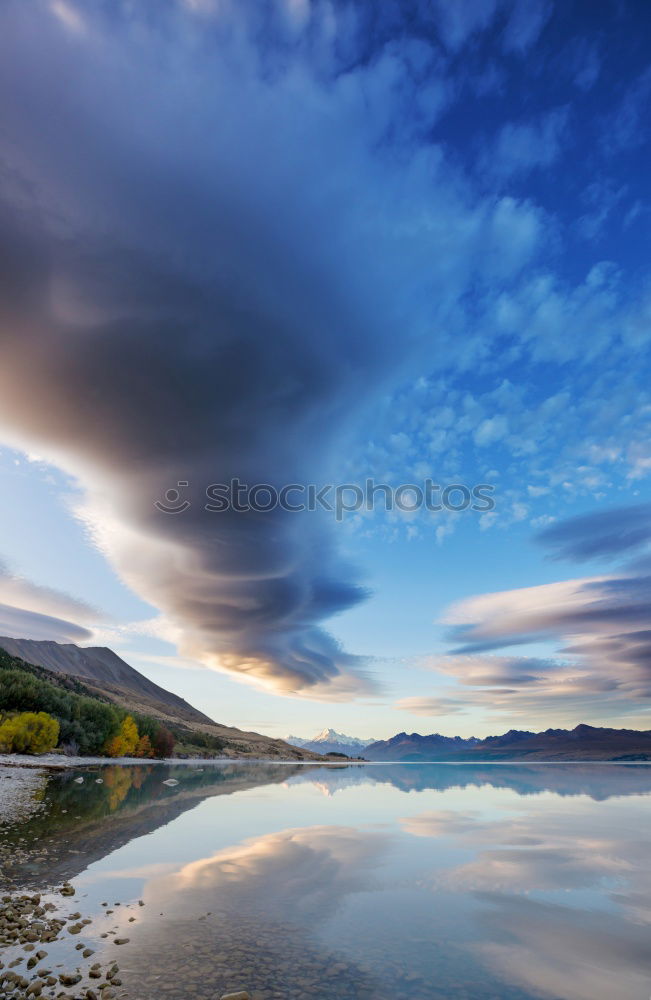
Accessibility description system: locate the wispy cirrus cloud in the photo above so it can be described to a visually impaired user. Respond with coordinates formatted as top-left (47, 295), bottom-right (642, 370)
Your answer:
top-left (407, 505), bottom-right (651, 726)
top-left (0, 560), bottom-right (96, 644)
top-left (395, 695), bottom-right (467, 717)
top-left (534, 502), bottom-right (651, 562)
top-left (0, 603), bottom-right (92, 645)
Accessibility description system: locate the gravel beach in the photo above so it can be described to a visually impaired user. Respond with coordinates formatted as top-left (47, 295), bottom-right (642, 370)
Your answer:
top-left (0, 767), bottom-right (48, 828)
top-left (0, 753), bottom-right (219, 771)
top-left (0, 754), bottom-right (346, 771)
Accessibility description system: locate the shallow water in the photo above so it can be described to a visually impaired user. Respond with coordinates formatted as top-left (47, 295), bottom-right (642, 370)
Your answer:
top-left (4, 760), bottom-right (651, 1000)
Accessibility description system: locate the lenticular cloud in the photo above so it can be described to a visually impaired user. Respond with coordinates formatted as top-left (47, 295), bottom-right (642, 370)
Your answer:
top-left (0, 1), bottom-right (549, 695)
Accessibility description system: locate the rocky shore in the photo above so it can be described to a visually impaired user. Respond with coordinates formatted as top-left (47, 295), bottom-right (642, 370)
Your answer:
top-left (0, 754), bottom-right (343, 772)
top-left (0, 882), bottom-right (124, 998)
top-left (0, 880), bottom-right (256, 1000)
top-left (0, 754), bottom-right (232, 771)
top-left (0, 884), bottom-right (254, 999)
top-left (0, 765), bottom-right (260, 1000)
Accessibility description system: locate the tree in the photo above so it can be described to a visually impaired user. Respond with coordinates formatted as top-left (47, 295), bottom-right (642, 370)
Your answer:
top-left (0, 711), bottom-right (59, 754)
top-left (152, 726), bottom-right (175, 759)
top-left (0, 715), bottom-right (20, 752)
top-left (103, 715), bottom-right (139, 757)
top-left (26, 712), bottom-right (60, 753)
top-left (0, 654), bottom-right (168, 758)
top-left (135, 734), bottom-right (154, 758)
top-left (0, 665), bottom-right (122, 754)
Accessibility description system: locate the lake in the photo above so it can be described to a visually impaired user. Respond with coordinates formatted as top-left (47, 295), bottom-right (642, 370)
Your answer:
top-left (3, 761), bottom-right (651, 1000)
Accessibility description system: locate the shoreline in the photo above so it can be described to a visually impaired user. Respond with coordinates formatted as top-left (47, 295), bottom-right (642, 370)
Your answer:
top-left (2, 753), bottom-right (651, 771)
top-left (0, 753), bottom-right (358, 770)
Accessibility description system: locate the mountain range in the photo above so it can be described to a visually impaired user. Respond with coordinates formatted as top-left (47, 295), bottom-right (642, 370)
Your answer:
top-left (364, 726), bottom-right (651, 762)
top-left (288, 725), bottom-right (651, 761)
top-left (4, 635), bottom-right (651, 762)
top-left (286, 728), bottom-right (376, 756)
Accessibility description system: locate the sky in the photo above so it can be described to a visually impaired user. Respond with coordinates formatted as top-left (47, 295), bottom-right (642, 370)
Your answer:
top-left (1, 0), bottom-right (651, 740)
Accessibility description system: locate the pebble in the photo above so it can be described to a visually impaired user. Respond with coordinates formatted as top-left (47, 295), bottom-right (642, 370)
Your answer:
top-left (0, 887), bottom-right (140, 999)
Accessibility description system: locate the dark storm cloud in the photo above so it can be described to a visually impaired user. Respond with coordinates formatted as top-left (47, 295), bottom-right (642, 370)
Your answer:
top-left (0, 0), bottom-right (490, 696)
top-left (0, 143), bottom-right (377, 692)
top-left (0, 2), bottom-right (392, 694)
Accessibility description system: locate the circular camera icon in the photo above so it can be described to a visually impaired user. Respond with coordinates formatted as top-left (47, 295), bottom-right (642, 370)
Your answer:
top-left (155, 481), bottom-right (191, 513)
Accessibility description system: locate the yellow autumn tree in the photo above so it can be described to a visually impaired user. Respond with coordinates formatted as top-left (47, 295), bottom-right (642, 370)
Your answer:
top-left (0, 712), bottom-right (59, 754)
top-left (0, 716), bottom-right (15, 753)
top-left (103, 715), bottom-right (139, 758)
top-left (27, 712), bottom-right (60, 754)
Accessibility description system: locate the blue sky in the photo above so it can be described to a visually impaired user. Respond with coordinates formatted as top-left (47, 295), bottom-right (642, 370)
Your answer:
top-left (0, 0), bottom-right (651, 739)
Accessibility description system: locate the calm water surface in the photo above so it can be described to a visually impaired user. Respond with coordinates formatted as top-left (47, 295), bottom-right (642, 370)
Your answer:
top-left (4, 761), bottom-right (651, 1000)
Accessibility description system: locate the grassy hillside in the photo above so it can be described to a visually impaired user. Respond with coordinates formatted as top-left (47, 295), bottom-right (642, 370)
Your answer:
top-left (0, 636), bottom-right (215, 728)
top-left (0, 648), bottom-right (324, 760)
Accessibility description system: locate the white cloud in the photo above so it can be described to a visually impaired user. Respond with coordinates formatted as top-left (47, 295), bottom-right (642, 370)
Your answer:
top-left (474, 415), bottom-right (509, 446)
top-left (396, 695), bottom-right (467, 716)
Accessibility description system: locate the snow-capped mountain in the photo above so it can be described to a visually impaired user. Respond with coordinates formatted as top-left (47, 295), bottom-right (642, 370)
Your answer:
top-left (286, 728), bottom-right (376, 757)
